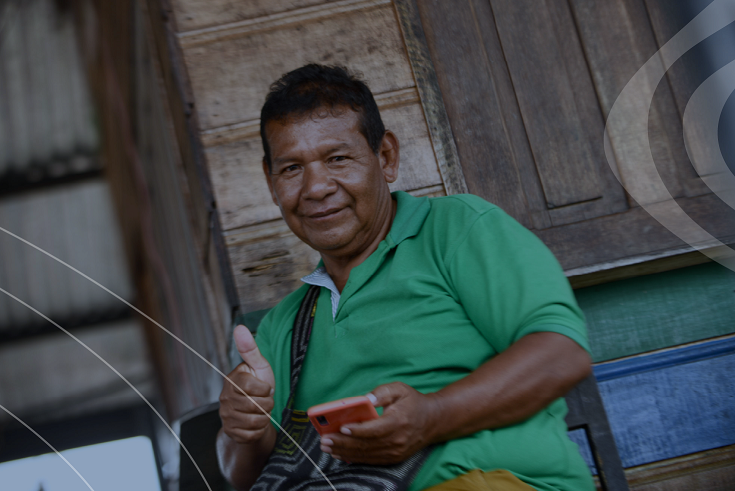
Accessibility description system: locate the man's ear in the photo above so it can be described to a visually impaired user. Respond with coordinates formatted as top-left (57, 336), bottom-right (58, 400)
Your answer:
top-left (262, 159), bottom-right (280, 206)
top-left (379, 130), bottom-right (400, 184)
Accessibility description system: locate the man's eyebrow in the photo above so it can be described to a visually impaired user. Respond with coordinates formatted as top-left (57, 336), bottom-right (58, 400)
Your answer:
top-left (323, 143), bottom-right (351, 154)
top-left (272, 156), bottom-right (295, 167)
top-left (272, 142), bottom-right (353, 168)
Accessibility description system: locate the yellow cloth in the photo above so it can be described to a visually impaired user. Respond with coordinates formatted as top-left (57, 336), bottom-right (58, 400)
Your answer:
top-left (423, 469), bottom-right (536, 491)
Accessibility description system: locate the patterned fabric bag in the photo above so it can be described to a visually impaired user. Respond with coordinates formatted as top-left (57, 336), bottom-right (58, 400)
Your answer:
top-left (251, 285), bottom-right (432, 491)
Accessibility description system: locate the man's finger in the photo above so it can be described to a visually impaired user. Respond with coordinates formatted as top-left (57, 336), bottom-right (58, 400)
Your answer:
top-left (368, 382), bottom-right (405, 408)
top-left (233, 325), bottom-right (275, 388)
top-left (338, 413), bottom-right (395, 439)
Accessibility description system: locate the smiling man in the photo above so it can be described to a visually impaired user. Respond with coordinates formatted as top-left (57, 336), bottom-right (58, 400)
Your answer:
top-left (216, 64), bottom-right (595, 491)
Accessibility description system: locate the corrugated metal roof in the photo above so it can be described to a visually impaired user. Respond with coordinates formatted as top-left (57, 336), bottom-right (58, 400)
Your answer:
top-left (0, 0), bottom-right (133, 337)
top-left (0, 178), bottom-right (134, 336)
top-left (0, 0), bottom-right (99, 180)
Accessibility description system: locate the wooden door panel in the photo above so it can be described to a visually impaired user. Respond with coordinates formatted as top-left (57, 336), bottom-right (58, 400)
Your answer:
top-left (490, 0), bottom-right (608, 209)
top-left (415, 0), bottom-right (628, 230)
top-left (644, 0), bottom-right (725, 198)
top-left (414, 0), bottom-right (532, 226)
top-left (567, 0), bottom-right (708, 201)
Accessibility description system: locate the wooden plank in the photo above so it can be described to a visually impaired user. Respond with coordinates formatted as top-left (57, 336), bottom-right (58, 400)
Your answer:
top-left (392, 0), bottom-right (468, 197)
top-left (226, 220), bottom-right (321, 312)
top-left (182, 3), bottom-right (414, 130)
top-left (596, 352), bottom-right (735, 468)
top-left (567, 248), bottom-right (714, 289)
top-left (643, 0), bottom-right (718, 198)
top-left (567, 0), bottom-right (697, 202)
top-left (576, 261), bottom-right (735, 363)
top-left (488, 0), bottom-right (611, 212)
top-left (537, 192), bottom-right (735, 273)
top-left (411, 0), bottom-right (530, 226)
top-left (461, 0), bottom-right (550, 229)
top-left (177, 0), bottom-right (391, 47)
top-left (170, 0), bottom-right (330, 32)
top-left (206, 101), bottom-right (443, 231)
top-left (200, 87), bottom-right (420, 147)
top-left (626, 445), bottom-right (735, 491)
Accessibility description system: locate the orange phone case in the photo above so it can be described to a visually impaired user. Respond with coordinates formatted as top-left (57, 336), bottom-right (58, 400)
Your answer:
top-left (307, 396), bottom-right (379, 436)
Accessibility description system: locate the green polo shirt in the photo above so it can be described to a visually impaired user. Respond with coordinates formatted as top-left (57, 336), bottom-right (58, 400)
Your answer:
top-left (256, 191), bottom-right (594, 491)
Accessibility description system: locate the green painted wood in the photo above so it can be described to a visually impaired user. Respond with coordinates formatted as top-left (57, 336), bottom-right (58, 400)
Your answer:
top-left (575, 262), bottom-right (735, 363)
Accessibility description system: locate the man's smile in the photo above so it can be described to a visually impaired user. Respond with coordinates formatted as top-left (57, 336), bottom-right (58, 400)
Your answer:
top-left (304, 206), bottom-right (348, 222)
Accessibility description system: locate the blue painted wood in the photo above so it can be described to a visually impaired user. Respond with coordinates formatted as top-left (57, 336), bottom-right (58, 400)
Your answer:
top-left (593, 336), bottom-right (735, 382)
top-left (581, 353), bottom-right (735, 469)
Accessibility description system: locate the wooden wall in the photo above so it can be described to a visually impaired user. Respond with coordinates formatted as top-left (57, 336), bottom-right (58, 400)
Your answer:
top-left (162, 0), bottom-right (465, 313)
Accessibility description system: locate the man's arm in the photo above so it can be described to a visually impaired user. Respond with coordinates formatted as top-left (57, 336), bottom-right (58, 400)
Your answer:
top-left (217, 425), bottom-right (276, 491)
top-left (320, 331), bottom-right (591, 464)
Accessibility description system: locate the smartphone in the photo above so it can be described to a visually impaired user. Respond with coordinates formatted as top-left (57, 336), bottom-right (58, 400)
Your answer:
top-left (307, 395), bottom-right (379, 436)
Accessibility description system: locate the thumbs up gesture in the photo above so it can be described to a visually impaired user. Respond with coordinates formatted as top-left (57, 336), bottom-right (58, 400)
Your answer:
top-left (219, 325), bottom-right (276, 444)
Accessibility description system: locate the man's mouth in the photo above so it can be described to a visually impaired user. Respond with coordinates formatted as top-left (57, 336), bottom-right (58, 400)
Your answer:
top-left (307, 207), bottom-right (344, 220)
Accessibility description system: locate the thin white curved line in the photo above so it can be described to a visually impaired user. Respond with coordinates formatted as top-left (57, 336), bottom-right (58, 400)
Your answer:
top-left (0, 402), bottom-right (96, 491)
top-left (0, 287), bottom-right (213, 491)
top-left (682, 59), bottom-right (735, 209)
top-left (603, 0), bottom-right (735, 272)
top-left (0, 225), bottom-right (337, 490)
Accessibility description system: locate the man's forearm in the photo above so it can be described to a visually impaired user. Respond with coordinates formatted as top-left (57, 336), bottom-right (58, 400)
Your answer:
top-left (216, 425), bottom-right (276, 491)
top-left (425, 331), bottom-right (591, 444)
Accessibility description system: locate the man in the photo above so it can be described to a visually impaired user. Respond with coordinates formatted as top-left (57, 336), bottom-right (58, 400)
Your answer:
top-left (216, 64), bottom-right (595, 491)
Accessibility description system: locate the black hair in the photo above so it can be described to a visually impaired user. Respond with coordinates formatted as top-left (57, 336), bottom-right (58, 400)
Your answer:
top-left (260, 64), bottom-right (385, 170)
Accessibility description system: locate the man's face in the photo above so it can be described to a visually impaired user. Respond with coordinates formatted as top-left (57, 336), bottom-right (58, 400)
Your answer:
top-left (263, 107), bottom-right (399, 258)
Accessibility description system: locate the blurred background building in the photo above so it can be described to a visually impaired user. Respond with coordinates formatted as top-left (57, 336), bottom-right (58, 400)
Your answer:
top-left (0, 0), bottom-right (734, 490)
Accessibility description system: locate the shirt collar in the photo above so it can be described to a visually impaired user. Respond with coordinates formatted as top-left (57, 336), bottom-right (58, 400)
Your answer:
top-left (385, 191), bottom-right (431, 248)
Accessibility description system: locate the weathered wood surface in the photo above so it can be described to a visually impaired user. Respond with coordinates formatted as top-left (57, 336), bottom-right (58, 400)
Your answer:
top-left (596, 349), bottom-right (735, 468)
top-left (643, 0), bottom-right (725, 198)
top-left (207, 100), bottom-right (442, 231)
top-left (567, 0), bottom-right (707, 201)
top-left (490, 0), bottom-right (606, 209)
top-left (576, 261), bottom-right (735, 363)
top-left (225, 220), bottom-right (321, 312)
top-left (626, 445), bottom-right (735, 491)
top-left (171, 0), bottom-right (330, 32)
top-left (392, 0), bottom-right (467, 197)
top-left (414, 0), bottom-right (628, 230)
top-left (538, 192), bottom-right (735, 272)
top-left (181, 3), bottom-right (413, 130)
top-left (414, 0), bottom-right (532, 227)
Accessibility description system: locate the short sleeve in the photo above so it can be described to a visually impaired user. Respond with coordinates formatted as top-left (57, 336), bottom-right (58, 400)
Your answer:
top-left (445, 207), bottom-right (590, 355)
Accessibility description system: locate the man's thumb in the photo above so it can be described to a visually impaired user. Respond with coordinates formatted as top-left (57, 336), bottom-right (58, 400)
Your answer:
top-left (234, 325), bottom-right (274, 388)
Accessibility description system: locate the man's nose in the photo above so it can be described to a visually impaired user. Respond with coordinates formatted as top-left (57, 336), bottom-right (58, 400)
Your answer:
top-left (301, 161), bottom-right (337, 200)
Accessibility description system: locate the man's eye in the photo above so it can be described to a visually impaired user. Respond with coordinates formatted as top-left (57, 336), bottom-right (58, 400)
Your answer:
top-left (330, 156), bottom-right (347, 163)
top-left (282, 164), bottom-right (300, 173)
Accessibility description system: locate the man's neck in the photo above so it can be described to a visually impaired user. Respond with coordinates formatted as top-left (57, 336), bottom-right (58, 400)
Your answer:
top-left (320, 197), bottom-right (397, 293)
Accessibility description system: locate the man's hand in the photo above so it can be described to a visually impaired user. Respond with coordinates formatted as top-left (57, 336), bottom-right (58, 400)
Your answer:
top-left (216, 325), bottom-right (277, 491)
top-left (219, 325), bottom-right (276, 444)
top-left (319, 382), bottom-right (441, 465)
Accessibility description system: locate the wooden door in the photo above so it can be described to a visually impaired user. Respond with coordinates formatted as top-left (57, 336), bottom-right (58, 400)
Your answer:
top-left (407, 0), bottom-right (735, 285)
